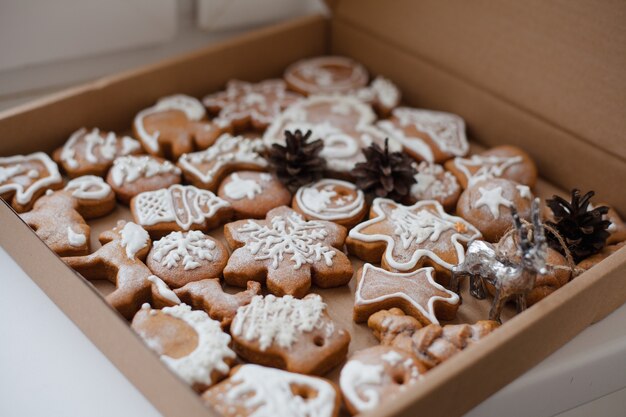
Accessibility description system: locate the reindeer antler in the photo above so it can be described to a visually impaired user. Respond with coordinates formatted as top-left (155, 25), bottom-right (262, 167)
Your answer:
top-left (531, 198), bottom-right (546, 249)
top-left (510, 206), bottom-right (529, 253)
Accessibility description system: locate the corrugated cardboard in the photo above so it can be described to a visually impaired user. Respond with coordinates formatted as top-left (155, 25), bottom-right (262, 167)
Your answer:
top-left (1, 6), bottom-right (625, 417)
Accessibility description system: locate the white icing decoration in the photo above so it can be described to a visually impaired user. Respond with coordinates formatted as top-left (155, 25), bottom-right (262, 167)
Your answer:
top-left (147, 275), bottom-right (181, 304)
top-left (349, 199), bottom-right (481, 271)
top-left (109, 155), bottom-right (180, 186)
top-left (151, 230), bottom-right (216, 270)
top-left (453, 154), bottom-right (523, 187)
top-left (0, 152), bottom-right (62, 205)
top-left (133, 184), bottom-right (230, 230)
top-left (67, 226), bottom-right (87, 247)
top-left (516, 184), bottom-right (532, 199)
top-left (285, 56), bottom-right (368, 93)
top-left (134, 95), bottom-right (206, 153)
top-left (84, 129), bottom-right (116, 162)
top-left (237, 212), bottom-right (335, 270)
top-left (223, 173), bottom-right (264, 200)
top-left (411, 161), bottom-right (459, 201)
top-left (155, 304), bottom-right (234, 386)
top-left (64, 175), bottom-right (111, 200)
top-left (475, 186), bottom-right (513, 219)
top-left (339, 359), bottom-right (384, 412)
top-left (120, 222), bottom-right (150, 259)
top-left (231, 294), bottom-right (327, 351)
top-left (178, 134), bottom-right (267, 185)
top-left (296, 179), bottom-right (365, 221)
top-left (355, 76), bottom-right (401, 109)
top-left (354, 264), bottom-right (459, 325)
top-left (60, 128), bottom-right (140, 169)
top-left (224, 364), bottom-right (336, 417)
top-left (381, 350), bottom-right (403, 366)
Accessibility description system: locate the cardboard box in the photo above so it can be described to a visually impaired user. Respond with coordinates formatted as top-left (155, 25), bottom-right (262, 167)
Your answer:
top-left (1, 2), bottom-right (625, 416)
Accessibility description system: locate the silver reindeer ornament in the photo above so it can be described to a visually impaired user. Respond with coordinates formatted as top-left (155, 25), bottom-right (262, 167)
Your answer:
top-left (450, 198), bottom-right (547, 322)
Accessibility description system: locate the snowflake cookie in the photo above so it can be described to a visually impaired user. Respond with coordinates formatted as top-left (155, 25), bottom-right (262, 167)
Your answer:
top-left (223, 206), bottom-right (353, 297)
top-left (346, 198), bottom-right (481, 283)
top-left (146, 230), bottom-right (229, 288)
top-left (202, 364), bottom-right (341, 417)
top-left (408, 161), bottom-right (461, 211)
top-left (203, 79), bottom-right (302, 131)
top-left (132, 303), bottom-right (235, 392)
top-left (217, 171), bottom-right (291, 219)
top-left (230, 294), bottom-right (351, 375)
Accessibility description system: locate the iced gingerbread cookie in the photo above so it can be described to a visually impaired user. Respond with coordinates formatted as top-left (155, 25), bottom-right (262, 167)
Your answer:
top-left (203, 79), bottom-right (302, 132)
top-left (21, 176), bottom-right (115, 256)
top-left (293, 178), bottom-right (367, 229)
top-left (133, 95), bottom-right (227, 159)
top-left (347, 198), bottom-right (481, 283)
top-left (589, 203), bottom-right (626, 245)
top-left (202, 364), bottom-right (341, 417)
top-left (64, 221), bottom-right (180, 319)
top-left (456, 178), bottom-right (533, 242)
top-left (368, 308), bottom-right (499, 369)
top-left (408, 161), bottom-right (461, 211)
top-left (178, 134), bottom-right (268, 191)
top-left (132, 303), bottom-right (235, 392)
top-left (230, 294), bottom-right (350, 375)
top-left (577, 241), bottom-right (625, 271)
top-left (353, 264), bottom-right (459, 324)
top-left (146, 230), bottom-right (228, 288)
top-left (223, 206), bottom-right (353, 297)
top-left (131, 184), bottom-right (232, 237)
top-left (377, 107), bottom-right (469, 163)
top-left (354, 76), bottom-right (401, 117)
top-left (445, 145), bottom-right (538, 189)
top-left (0, 152), bottom-right (63, 212)
top-left (53, 128), bottom-right (142, 177)
top-left (340, 345), bottom-right (427, 415)
top-left (106, 155), bottom-right (181, 204)
top-left (218, 171), bottom-right (291, 219)
top-left (174, 279), bottom-right (261, 329)
top-left (284, 55), bottom-right (368, 95)
top-left (263, 95), bottom-right (398, 174)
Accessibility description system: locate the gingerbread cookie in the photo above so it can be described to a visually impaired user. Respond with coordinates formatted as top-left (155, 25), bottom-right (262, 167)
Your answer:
top-left (217, 171), bottom-right (291, 219)
top-left (203, 79), bottom-right (302, 132)
top-left (354, 76), bottom-right (401, 117)
top-left (347, 198), bottom-right (481, 283)
top-left (445, 145), bottom-right (538, 189)
top-left (284, 55), bottom-right (368, 95)
top-left (133, 95), bottom-right (227, 159)
top-left (577, 241), bottom-right (625, 271)
top-left (340, 345), bottom-right (426, 415)
top-left (178, 134), bottom-right (268, 191)
top-left (64, 221), bottom-right (179, 319)
top-left (1, 152), bottom-right (63, 212)
top-left (223, 206), bottom-right (353, 297)
top-left (353, 264), bottom-right (459, 325)
top-left (147, 230), bottom-right (228, 288)
top-left (106, 155), bottom-right (181, 204)
top-left (456, 178), bottom-right (533, 242)
top-left (263, 95), bottom-right (398, 174)
top-left (20, 176), bottom-right (115, 256)
top-left (131, 184), bottom-right (232, 237)
top-left (132, 303), bottom-right (235, 392)
top-left (377, 107), bottom-right (469, 163)
top-left (54, 127), bottom-right (142, 177)
top-left (174, 279), bottom-right (261, 328)
top-left (230, 294), bottom-right (350, 375)
top-left (589, 203), bottom-right (626, 245)
top-left (408, 161), bottom-right (461, 211)
top-left (292, 178), bottom-right (367, 228)
top-left (368, 308), bottom-right (499, 369)
top-left (202, 364), bottom-right (341, 417)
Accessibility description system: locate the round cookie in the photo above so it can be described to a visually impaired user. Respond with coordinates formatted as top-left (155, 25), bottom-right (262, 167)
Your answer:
top-left (456, 178), bottom-right (534, 242)
top-left (147, 230), bottom-right (228, 288)
top-left (445, 145), bottom-right (538, 189)
top-left (292, 178), bottom-right (367, 228)
top-left (217, 171), bottom-right (291, 219)
top-left (106, 155), bottom-right (182, 204)
top-left (339, 345), bottom-right (427, 415)
top-left (284, 55), bottom-right (368, 95)
top-left (131, 303), bottom-right (235, 392)
top-left (408, 161), bottom-right (461, 211)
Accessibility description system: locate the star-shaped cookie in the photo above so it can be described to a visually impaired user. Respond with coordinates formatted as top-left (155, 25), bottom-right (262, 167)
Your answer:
top-left (347, 198), bottom-right (481, 283)
top-left (354, 263), bottom-right (459, 324)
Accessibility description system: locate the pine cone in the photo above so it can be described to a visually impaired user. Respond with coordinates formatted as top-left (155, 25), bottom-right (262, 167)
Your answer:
top-left (352, 138), bottom-right (416, 202)
top-left (268, 129), bottom-right (326, 193)
top-left (546, 189), bottom-right (611, 263)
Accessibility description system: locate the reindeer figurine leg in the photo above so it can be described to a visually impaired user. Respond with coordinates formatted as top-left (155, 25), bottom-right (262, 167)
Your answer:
top-left (489, 287), bottom-right (508, 323)
top-left (516, 294), bottom-right (528, 314)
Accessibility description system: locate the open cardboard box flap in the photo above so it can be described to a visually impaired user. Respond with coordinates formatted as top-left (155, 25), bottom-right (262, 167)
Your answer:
top-left (1, 6), bottom-right (626, 417)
